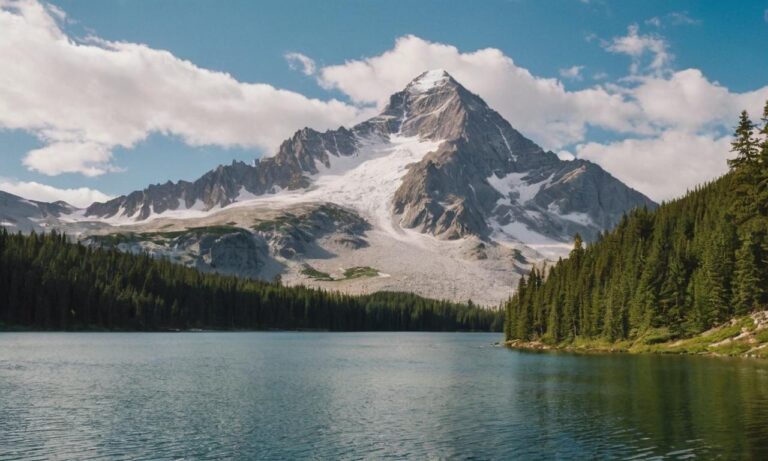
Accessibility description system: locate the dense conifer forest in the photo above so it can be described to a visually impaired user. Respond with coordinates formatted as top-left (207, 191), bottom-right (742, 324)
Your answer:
top-left (505, 102), bottom-right (768, 344)
top-left (0, 230), bottom-right (502, 331)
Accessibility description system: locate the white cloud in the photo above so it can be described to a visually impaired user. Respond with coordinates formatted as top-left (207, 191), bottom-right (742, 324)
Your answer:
top-left (575, 131), bottom-right (733, 202)
top-left (645, 17), bottom-right (662, 28)
top-left (314, 34), bottom-right (768, 200)
top-left (318, 35), bottom-right (643, 150)
top-left (285, 52), bottom-right (316, 76)
top-left (22, 142), bottom-right (122, 177)
top-left (559, 65), bottom-right (585, 81)
top-left (0, 179), bottom-right (112, 207)
top-left (2, 2), bottom-right (766, 202)
top-left (631, 69), bottom-right (768, 131)
top-left (0, 1), bottom-right (366, 176)
top-left (604, 24), bottom-right (672, 75)
top-left (667, 12), bottom-right (699, 26)
top-left (646, 12), bottom-right (699, 28)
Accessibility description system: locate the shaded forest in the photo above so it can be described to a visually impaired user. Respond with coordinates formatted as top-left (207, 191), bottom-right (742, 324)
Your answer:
top-left (0, 230), bottom-right (502, 332)
top-left (505, 103), bottom-right (768, 344)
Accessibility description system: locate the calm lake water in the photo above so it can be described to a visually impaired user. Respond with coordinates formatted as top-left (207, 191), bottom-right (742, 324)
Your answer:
top-left (1, 332), bottom-right (767, 460)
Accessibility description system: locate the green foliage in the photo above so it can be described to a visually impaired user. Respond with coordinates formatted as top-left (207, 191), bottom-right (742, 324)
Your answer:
top-left (300, 264), bottom-right (333, 281)
top-left (300, 265), bottom-right (379, 281)
top-left (505, 103), bottom-right (768, 343)
top-left (90, 226), bottom-right (246, 247)
top-left (0, 230), bottom-right (502, 332)
top-left (342, 266), bottom-right (379, 279)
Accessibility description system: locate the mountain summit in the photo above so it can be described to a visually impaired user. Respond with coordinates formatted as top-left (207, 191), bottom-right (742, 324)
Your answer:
top-left (85, 70), bottom-right (654, 242)
top-left (32, 71), bottom-right (659, 304)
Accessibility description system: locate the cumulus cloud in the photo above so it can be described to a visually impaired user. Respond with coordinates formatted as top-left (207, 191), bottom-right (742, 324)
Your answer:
top-left (318, 35), bottom-right (643, 149)
top-left (604, 24), bottom-right (672, 75)
top-left (632, 69), bottom-right (768, 131)
top-left (285, 52), bottom-right (316, 76)
top-left (2, 2), bottom-right (766, 202)
top-left (314, 34), bottom-right (768, 200)
top-left (574, 131), bottom-right (732, 202)
top-left (22, 142), bottom-right (122, 177)
top-left (0, 0), bottom-right (366, 176)
top-left (0, 179), bottom-right (112, 207)
top-left (559, 65), bottom-right (585, 81)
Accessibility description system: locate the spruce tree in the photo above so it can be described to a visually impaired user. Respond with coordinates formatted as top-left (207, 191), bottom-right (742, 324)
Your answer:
top-left (733, 233), bottom-right (764, 314)
top-left (729, 110), bottom-right (759, 171)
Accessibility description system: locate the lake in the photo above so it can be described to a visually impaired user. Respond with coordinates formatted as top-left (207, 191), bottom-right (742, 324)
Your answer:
top-left (1, 332), bottom-right (767, 460)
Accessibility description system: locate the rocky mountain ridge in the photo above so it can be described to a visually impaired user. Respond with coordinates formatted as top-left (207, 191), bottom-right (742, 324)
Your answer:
top-left (84, 70), bottom-right (654, 243)
top-left (2, 70), bottom-right (657, 305)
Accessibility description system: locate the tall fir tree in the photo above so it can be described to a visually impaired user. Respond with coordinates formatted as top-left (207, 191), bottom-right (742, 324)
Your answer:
top-left (733, 232), bottom-right (765, 315)
top-left (505, 101), bottom-right (768, 344)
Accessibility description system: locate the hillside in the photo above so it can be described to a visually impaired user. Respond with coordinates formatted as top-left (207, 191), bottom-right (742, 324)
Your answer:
top-left (5, 70), bottom-right (654, 307)
top-left (0, 230), bottom-right (502, 332)
top-left (504, 105), bottom-right (768, 356)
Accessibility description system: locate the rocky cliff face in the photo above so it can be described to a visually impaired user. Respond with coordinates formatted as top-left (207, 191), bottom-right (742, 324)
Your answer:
top-left (0, 191), bottom-right (75, 233)
top-left (83, 70), bottom-right (655, 245)
top-left (84, 126), bottom-right (365, 220)
top-left (1, 70), bottom-right (661, 305)
top-left (380, 70), bottom-right (655, 241)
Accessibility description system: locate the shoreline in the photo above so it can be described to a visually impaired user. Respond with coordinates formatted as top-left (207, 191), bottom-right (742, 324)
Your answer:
top-left (504, 340), bottom-right (767, 360)
top-left (503, 311), bottom-right (768, 360)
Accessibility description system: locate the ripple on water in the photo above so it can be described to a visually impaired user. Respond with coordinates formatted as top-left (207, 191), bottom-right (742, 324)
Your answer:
top-left (1, 332), bottom-right (768, 459)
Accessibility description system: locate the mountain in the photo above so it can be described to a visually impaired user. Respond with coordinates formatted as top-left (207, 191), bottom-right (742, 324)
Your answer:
top-left (0, 230), bottom-right (502, 332)
top-left (504, 115), bottom-right (768, 353)
top-left (4, 71), bottom-right (655, 305)
top-left (0, 190), bottom-right (74, 233)
top-left (85, 70), bottom-right (654, 242)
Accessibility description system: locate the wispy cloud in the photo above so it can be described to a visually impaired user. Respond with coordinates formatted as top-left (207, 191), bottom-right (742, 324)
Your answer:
top-left (604, 24), bottom-right (672, 76)
top-left (559, 65), bottom-right (585, 81)
top-left (646, 11), bottom-right (700, 28)
top-left (285, 52), bottom-right (316, 76)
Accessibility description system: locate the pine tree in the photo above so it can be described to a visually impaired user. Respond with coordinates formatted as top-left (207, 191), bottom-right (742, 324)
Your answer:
top-left (733, 233), bottom-right (764, 314)
top-left (757, 101), bottom-right (768, 217)
top-left (729, 110), bottom-right (759, 171)
top-left (504, 100), bottom-right (768, 345)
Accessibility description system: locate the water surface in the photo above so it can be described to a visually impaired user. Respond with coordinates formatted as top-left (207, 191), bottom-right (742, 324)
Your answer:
top-left (1, 332), bottom-right (767, 459)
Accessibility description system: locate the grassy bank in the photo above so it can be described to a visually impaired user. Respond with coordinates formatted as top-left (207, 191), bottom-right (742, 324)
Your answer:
top-left (506, 311), bottom-right (768, 359)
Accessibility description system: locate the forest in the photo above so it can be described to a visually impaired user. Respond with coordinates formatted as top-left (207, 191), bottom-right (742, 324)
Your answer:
top-left (505, 102), bottom-right (768, 344)
top-left (0, 230), bottom-right (502, 332)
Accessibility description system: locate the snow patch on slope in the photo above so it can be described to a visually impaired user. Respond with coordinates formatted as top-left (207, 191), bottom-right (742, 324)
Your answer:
top-left (237, 134), bottom-right (443, 243)
top-left (487, 172), bottom-right (551, 205)
top-left (486, 171), bottom-right (571, 259)
top-left (408, 69), bottom-right (449, 93)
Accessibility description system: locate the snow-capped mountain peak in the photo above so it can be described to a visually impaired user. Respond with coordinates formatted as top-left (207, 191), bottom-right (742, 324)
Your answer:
top-left (45, 71), bottom-right (658, 304)
top-left (407, 69), bottom-right (452, 93)
top-left (82, 71), bottom-right (654, 243)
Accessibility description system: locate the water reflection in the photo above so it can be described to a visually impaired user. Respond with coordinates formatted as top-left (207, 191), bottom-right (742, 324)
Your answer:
top-left (0, 333), bottom-right (766, 459)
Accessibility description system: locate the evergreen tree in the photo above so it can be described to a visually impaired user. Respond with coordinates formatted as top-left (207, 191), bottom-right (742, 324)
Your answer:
top-left (729, 110), bottom-right (759, 170)
top-left (733, 232), bottom-right (764, 314)
top-left (504, 101), bottom-right (768, 344)
top-left (0, 229), bottom-right (502, 332)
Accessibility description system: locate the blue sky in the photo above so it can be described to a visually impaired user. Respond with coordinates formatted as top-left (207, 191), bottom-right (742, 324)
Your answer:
top-left (1, 0), bottom-right (767, 205)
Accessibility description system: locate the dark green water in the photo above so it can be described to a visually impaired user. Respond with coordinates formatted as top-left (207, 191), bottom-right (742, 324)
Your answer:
top-left (1, 332), bottom-right (767, 460)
